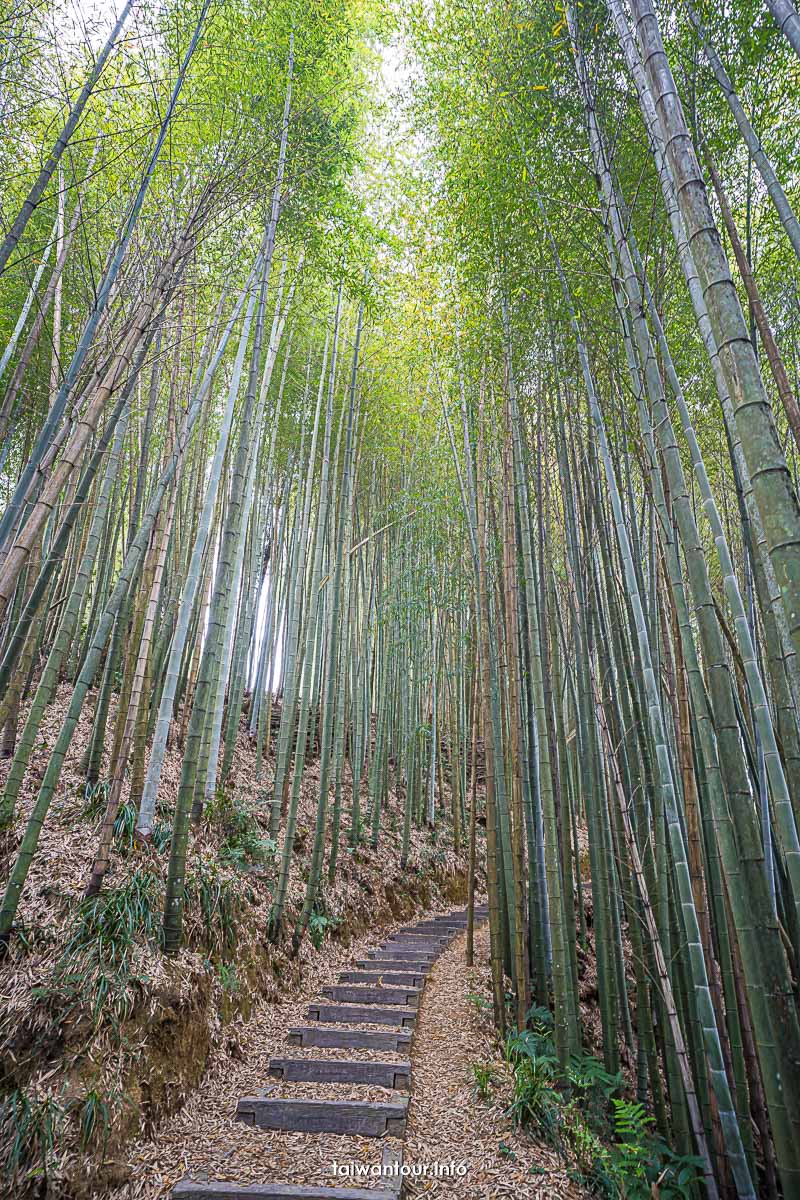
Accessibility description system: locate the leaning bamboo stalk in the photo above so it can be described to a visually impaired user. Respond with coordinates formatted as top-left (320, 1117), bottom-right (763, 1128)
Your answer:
top-left (629, 0), bottom-right (800, 665)
top-left (593, 671), bottom-right (717, 1195)
top-left (702, 140), bottom-right (800, 453)
top-left (0, 0), bottom-right (210, 559)
top-left (0, 0), bottom-right (134, 277)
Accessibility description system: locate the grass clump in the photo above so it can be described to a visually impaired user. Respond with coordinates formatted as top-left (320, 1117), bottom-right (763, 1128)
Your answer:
top-left (0, 1089), bottom-right (64, 1190)
top-left (33, 868), bottom-right (161, 1027)
top-left (184, 859), bottom-right (239, 959)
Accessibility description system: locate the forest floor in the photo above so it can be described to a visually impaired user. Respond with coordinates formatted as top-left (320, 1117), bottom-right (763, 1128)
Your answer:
top-left (0, 685), bottom-right (475, 1198)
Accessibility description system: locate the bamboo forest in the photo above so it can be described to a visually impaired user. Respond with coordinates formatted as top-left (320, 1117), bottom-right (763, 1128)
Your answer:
top-left (1, 0), bottom-right (800, 1196)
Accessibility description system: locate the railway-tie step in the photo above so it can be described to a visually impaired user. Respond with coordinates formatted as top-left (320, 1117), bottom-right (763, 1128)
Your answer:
top-left (235, 1096), bottom-right (409, 1137)
top-left (286, 1025), bottom-right (412, 1052)
top-left (321, 984), bottom-right (421, 1008)
top-left (367, 948), bottom-right (434, 963)
top-left (306, 1002), bottom-right (416, 1027)
top-left (339, 969), bottom-right (426, 987)
top-left (381, 931), bottom-right (443, 940)
top-left (356, 956), bottom-right (431, 972)
top-left (173, 1183), bottom-right (394, 1200)
top-left (268, 1055), bottom-right (411, 1089)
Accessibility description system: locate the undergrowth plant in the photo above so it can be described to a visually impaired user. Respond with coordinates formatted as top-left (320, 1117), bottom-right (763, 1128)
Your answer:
top-left (206, 791), bottom-right (277, 872)
top-left (0, 1089), bottom-right (65, 1190)
top-left (499, 1008), bottom-right (703, 1198)
top-left (1, 1083), bottom-right (119, 1191)
top-left (184, 860), bottom-right (239, 959)
top-left (470, 1061), bottom-right (497, 1101)
top-left (33, 869), bottom-right (161, 1026)
top-left (112, 799), bottom-right (171, 854)
top-left (308, 901), bottom-right (341, 950)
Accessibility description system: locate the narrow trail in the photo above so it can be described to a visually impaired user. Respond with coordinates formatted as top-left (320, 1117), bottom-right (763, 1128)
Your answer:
top-left (117, 907), bottom-right (487, 1199)
top-left (405, 926), bottom-right (586, 1199)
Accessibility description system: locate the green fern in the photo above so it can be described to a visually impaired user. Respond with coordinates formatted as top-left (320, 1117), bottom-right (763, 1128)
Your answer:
top-left (612, 1098), bottom-right (652, 1141)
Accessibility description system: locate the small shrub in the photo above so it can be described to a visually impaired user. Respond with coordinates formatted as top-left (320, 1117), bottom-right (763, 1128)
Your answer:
top-left (500, 1023), bottom-right (702, 1200)
top-left (207, 790), bottom-right (276, 871)
top-left (509, 1054), bottom-right (562, 1138)
top-left (308, 907), bottom-right (341, 950)
top-left (466, 991), bottom-right (492, 1012)
top-left (217, 962), bottom-right (239, 994)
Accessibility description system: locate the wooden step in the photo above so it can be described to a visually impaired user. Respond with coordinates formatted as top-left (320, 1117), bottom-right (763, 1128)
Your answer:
top-left (385, 933), bottom-right (447, 944)
top-left (173, 1182), bottom-right (392, 1200)
top-left (398, 916), bottom-right (454, 925)
top-left (321, 985), bottom-right (420, 1008)
top-left (399, 922), bottom-right (458, 933)
top-left (340, 969), bottom-right (426, 988)
top-left (381, 942), bottom-right (443, 956)
top-left (307, 1002), bottom-right (417, 1027)
top-left (381, 936), bottom-right (443, 945)
top-left (356, 957), bottom-right (430, 973)
top-left (376, 939), bottom-right (439, 951)
top-left (370, 944), bottom-right (435, 955)
top-left (396, 922), bottom-right (454, 932)
top-left (268, 1056), bottom-right (411, 1089)
top-left (368, 949), bottom-right (434, 963)
top-left (236, 1096), bottom-right (409, 1136)
top-left (287, 1025), bottom-right (411, 1053)
top-left (172, 1146), bottom-right (403, 1200)
top-left (412, 916), bottom-right (466, 926)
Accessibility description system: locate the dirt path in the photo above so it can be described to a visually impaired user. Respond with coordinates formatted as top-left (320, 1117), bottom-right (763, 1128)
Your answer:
top-left (404, 925), bottom-right (586, 1199)
top-left (111, 910), bottom-right (452, 1198)
top-left (113, 915), bottom-right (586, 1200)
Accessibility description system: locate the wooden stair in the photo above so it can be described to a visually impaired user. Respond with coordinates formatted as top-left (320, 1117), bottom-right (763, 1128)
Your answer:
top-left (286, 1025), bottom-right (412, 1052)
top-left (320, 984), bottom-right (421, 1008)
top-left (367, 949), bottom-right (434, 962)
top-left (268, 1056), bottom-right (411, 1089)
top-left (174, 1184), bottom-right (393, 1200)
top-left (172, 905), bottom-right (488, 1199)
top-left (306, 1002), bottom-right (417, 1027)
top-left (338, 970), bottom-right (426, 987)
top-left (236, 1096), bottom-right (409, 1136)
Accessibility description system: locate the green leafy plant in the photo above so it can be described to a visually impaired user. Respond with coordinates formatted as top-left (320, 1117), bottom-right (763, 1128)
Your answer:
top-left (217, 962), bottom-right (239, 994)
top-left (184, 860), bottom-right (239, 958)
top-left (471, 1060), bottom-right (496, 1101)
top-left (34, 869), bottom-right (160, 1026)
top-left (76, 1088), bottom-right (112, 1154)
top-left (308, 908), bottom-right (341, 950)
top-left (507, 1051), bottom-right (562, 1141)
top-left (207, 790), bottom-right (276, 871)
top-left (499, 1024), bottom-right (700, 1198)
top-left (0, 1089), bottom-right (65, 1186)
top-left (112, 798), bottom-right (138, 853)
top-left (466, 991), bottom-right (492, 1012)
top-left (82, 778), bottom-right (110, 819)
